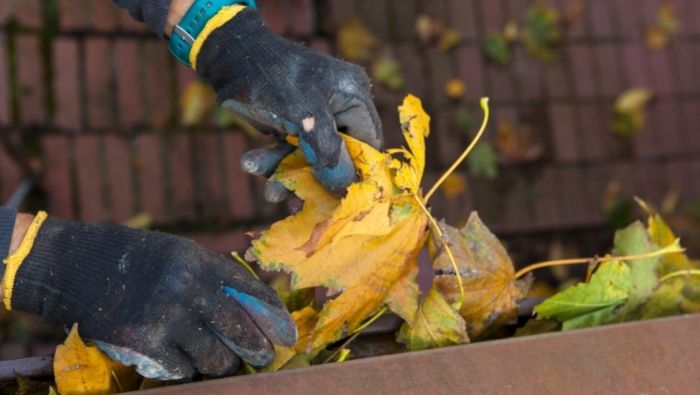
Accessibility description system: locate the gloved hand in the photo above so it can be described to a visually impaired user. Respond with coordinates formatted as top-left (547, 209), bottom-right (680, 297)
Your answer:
top-left (191, 6), bottom-right (383, 201)
top-left (5, 213), bottom-right (295, 380)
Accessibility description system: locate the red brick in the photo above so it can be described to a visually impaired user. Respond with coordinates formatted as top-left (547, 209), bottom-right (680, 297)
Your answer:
top-left (198, 133), bottom-right (227, 218)
top-left (290, 0), bottom-right (315, 37)
top-left (53, 38), bottom-right (81, 130)
top-left (114, 39), bottom-right (145, 127)
top-left (85, 38), bottom-right (114, 129)
top-left (391, 0), bottom-right (419, 40)
top-left (222, 132), bottom-right (254, 220)
top-left (632, 109), bottom-right (659, 160)
top-left (481, 0), bottom-right (504, 32)
top-left (41, 136), bottom-right (74, 219)
top-left (567, 45), bottom-right (597, 99)
top-left (434, 108), bottom-right (465, 168)
top-left (663, 160), bottom-right (689, 204)
top-left (512, 47), bottom-right (542, 101)
top-left (532, 166), bottom-right (560, 229)
top-left (577, 103), bottom-right (617, 161)
top-left (594, 43), bottom-right (624, 98)
top-left (448, 0), bottom-right (478, 39)
top-left (542, 57), bottom-right (571, 100)
top-left (549, 103), bottom-right (579, 162)
top-left (135, 134), bottom-right (166, 223)
top-left (651, 99), bottom-right (684, 157)
top-left (457, 46), bottom-right (485, 101)
top-left (166, 134), bottom-right (195, 220)
top-left (681, 100), bottom-right (700, 154)
top-left (679, 0), bottom-right (700, 36)
top-left (16, 34), bottom-right (46, 125)
top-left (647, 51), bottom-right (675, 96)
top-left (622, 44), bottom-right (652, 88)
top-left (0, 143), bottom-right (21, 204)
top-left (309, 39), bottom-right (331, 55)
top-left (486, 65), bottom-right (515, 102)
top-left (558, 0), bottom-right (587, 39)
top-left (612, 0), bottom-right (644, 39)
top-left (589, 0), bottom-right (616, 38)
top-left (0, 0), bottom-right (41, 28)
top-left (74, 135), bottom-right (104, 222)
top-left (142, 41), bottom-right (173, 128)
top-left (57, 0), bottom-right (88, 30)
top-left (579, 165), bottom-right (607, 225)
top-left (500, 171), bottom-right (533, 232)
top-left (378, 101), bottom-right (403, 150)
top-left (396, 43), bottom-right (427, 101)
top-left (556, 167), bottom-right (588, 227)
top-left (117, 8), bottom-right (149, 33)
top-left (0, 33), bottom-right (9, 125)
top-left (427, 48), bottom-right (455, 107)
top-left (360, 0), bottom-right (391, 40)
top-left (86, 0), bottom-right (120, 31)
top-left (103, 135), bottom-right (134, 223)
top-left (259, 0), bottom-right (288, 35)
top-left (188, 230), bottom-right (249, 254)
top-left (673, 43), bottom-right (700, 95)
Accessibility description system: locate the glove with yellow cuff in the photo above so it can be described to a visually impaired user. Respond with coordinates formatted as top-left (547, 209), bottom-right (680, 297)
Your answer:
top-left (172, 2), bottom-right (383, 201)
top-left (3, 212), bottom-right (296, 380)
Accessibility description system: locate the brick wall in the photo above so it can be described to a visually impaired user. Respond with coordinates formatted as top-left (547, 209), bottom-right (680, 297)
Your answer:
top-left (1, 0), bottom-right (700, 253)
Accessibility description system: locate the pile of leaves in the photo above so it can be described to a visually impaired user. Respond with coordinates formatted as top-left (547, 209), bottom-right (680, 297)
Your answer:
top-left (35, 95), bottom-right (700, 394)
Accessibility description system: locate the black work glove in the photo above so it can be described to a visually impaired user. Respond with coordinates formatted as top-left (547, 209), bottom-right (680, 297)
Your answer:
top-left (8, 214), bottom-right (295, 380)
top-left (194, 8), bottom-right (383, 201)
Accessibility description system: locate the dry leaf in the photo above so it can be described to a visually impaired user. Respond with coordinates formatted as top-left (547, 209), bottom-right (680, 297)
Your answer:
top-left (373, 55), bottom-right (404, 91)
top-left (337, 18), bottom-right (377, 62)
top-left (646, 3), bottom-right (680, 50)
top-left (179, 80), bottom-right (215, 126)
top-left (430, 213), bottom-right (531, 339)
top-left (397, 287), bottom-right (469, 350)
top-left (611, 88), bottom-right (654, 136)
top-left (646, 26), bottom-right (670, 50)
top-left (439, 173), bottom-right (467, 200)
top-left (251, 95), bottom-right (432, 354)
top-left (503, 20), bottom-right (519, 42)
top-left (264, 307), bottom-right (317, 372)
top-left (496, 120), bottom-right (544, 163)
top-left (54, 324), bottom-right (135, 395)
top-left (444, 79), bottom-right (466, 100)
top-left (438, 28), bottom-right (461, 52)
top-left (415, 14), bottom-right (444, 43)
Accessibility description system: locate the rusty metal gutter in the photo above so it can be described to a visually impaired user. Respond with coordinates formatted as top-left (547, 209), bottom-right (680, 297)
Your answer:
top-left (140, 314), bottom-right (700, 394)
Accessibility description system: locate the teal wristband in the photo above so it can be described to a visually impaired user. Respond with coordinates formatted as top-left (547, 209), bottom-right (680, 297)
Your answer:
top-left (169, 0), bottom-right (257, 67)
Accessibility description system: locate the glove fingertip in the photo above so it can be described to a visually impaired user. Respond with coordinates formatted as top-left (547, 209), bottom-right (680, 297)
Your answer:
top-left (311, 146), bottom-right (357, 195)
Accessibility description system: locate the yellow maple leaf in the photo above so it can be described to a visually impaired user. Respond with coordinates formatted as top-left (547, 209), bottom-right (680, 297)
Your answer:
top-left (54, 324), bottom-right (138, 395)
top-left (264, 307), bottom-right (318, 372)
top-left (337, 18), bottom-right (377, 62)
top-left (397, 287), bottom-right (469, 350)
top-left (251, 96), bottom-right (432, 354)
top-left (430, 212), bottom-right (531, 339)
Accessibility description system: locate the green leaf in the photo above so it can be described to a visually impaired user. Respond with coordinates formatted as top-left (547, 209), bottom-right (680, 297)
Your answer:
top-left (521, 4), bottom-right (561, 61)
top-left (613, 221), bottom-right (661, 310)
top-left (641, 277), bottom-right (700, 319)
top-left (534, 261), bottom-right (632, 330)
top-left (397, 288), bottom-right (469, 351)
top-left (467, 143), bottom-right (498, 180)
top-left (483, 33), bottom-right (510, 65)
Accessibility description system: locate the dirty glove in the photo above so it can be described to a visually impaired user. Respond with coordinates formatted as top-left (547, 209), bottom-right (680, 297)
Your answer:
top-left (4, 212), bottom-right (295, 380)
top-left (189, 6), bottom-right (383, 200)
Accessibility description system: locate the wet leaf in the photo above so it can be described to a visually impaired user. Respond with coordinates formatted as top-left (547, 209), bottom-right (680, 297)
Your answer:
top-left (337, 18), bottom-right (377, 62)
top-left (444, 78), bottom-right (466, 100)
top-left (521, 4), bottom-right (561, 62)
top-left (439, 173), bottom-right (467, 200)
top-left (612, 222), bottom-right (661, 311)
top-left (638, 199), bottom-right (696, 275)
top-left (251, 96), bottom-right (431, 354)
top-left (534, 261), bottom-right (632, 330)
top-left (397, 287), bottom-right (469, 350)
top-left (438, 28), bottom-right (461, 52)
top-left (611, 88), bottom-right (654, 136)
top-left (495, 120), bottom-right (544, 163)
top-left (483, 33), bottom-right (510, 65)
top-left (430, 213), bottom-right (531, 339)
top-left (641, 276), bottom-right (700, 319)
top-left (467, 143), bottom-right (498, 180)
top-left (179, 80), bottom-right (215, 126)
top-left (372, 56), bottom-right (404, 91)
top-left (54, 324), bottom-right (133, 395)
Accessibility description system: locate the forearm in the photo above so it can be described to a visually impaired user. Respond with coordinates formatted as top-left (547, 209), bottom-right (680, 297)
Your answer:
top-left (0, 213), bottom-right (33, 301)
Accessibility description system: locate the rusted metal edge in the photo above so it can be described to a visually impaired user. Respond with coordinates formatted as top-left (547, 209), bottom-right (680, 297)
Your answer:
top-left (139, 314), bottom-right (700, 395)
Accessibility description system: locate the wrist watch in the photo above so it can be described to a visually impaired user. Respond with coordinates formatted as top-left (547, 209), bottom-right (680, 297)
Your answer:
top-left (169, 0), bottom-right (258, 66)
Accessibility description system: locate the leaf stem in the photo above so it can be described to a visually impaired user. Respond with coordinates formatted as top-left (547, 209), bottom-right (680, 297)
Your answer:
top-left (231, 252), bottom-right (260, 280)
top-left (660, 269), bottom-right (700, 283)
top-left (514, 239), bottom-right (685, 279)
top-left (413, 194), bottom-right (464, 310)
top-left (322, 306), bottom-right (388, 364)
top-left (424, 97), bottom-right (491, 203)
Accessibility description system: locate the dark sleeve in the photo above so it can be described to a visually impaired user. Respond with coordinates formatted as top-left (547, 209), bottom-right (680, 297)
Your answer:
top-left (113, 0), bottom-right (173, 38)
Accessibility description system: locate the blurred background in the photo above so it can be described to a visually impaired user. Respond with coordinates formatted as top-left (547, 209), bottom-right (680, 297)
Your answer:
top-left (1, 0), bottom-right (699, 359)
